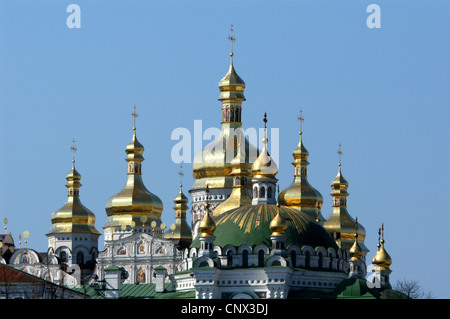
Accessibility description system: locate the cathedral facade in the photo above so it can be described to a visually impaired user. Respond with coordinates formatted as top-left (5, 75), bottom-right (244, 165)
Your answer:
top-left (1, 27), bottom-right (396, 299)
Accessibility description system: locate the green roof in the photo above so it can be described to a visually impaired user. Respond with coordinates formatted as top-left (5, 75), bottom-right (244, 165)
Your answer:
top-left (73, 282), bottom-right (195, 299)
top-left (335, 278), bottom-right (377, 299)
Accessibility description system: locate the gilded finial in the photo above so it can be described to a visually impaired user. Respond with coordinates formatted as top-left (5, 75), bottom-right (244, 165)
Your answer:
top-left (298, 109), bottom-right (304, 135)
top-left (377, 227), bottom-right (381, 250)
top-left (3, 217), bottom-right (7, 235)
top-left (354, 217), bottom-right (359, 239)
top-left (263, 112), bottom-right (268, 144)
top-left (70, 139), bottom-right (77, 165)
top-left (228, 24), bottom-right (235, 58)
top-left (132, 105), bottom-right (138, 131)
top-left (277, 184), bottom-right (280, 207)
top-left (338, 143), bottom-right (343, 167)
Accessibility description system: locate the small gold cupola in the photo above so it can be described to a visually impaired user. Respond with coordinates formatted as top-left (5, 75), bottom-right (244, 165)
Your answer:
top-left (278, 110), bottom-right (324, 220)
top-left (165, 164), bottom-right (192, 249)
top-left (198, 185), bottom-right (216, 238)
top-left (349, 217), bottom-right (363, 262)
top-left (372, 224), bottom-right (392, 270)
top-left (251, 113), bottom-right (278, 205)
top-left (104, 107), bottom-right (163, 239)
top-left (269, 207), bottom-right (288, 237)
top-left (251, 113), bottom-right (278, 179)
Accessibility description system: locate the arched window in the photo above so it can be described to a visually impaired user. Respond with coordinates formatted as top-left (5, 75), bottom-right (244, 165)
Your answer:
top-left (60, 251), bottom-right (67, 263)
top-left (291, 250), bottom-right (297, 268)
top-left (318, 252), bottom-right (323, 269)
top-left (242, 250), bottom-right (249, 268)
top-left (258, 250), bottom-right (265, 267)
top-left (305, 251), bottom-right (310, 268)
top-left (76, 252), bottom-right (84, 265)
top-left (268, 187), bottom-right (273, 199)
top-left (259, 186), bottom-right (265, 198)
top-left (227, 250), bottom-right (233, 267)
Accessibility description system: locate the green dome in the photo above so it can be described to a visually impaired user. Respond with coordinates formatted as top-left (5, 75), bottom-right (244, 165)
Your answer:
top-left (191, 204), bottom-right (338, 250)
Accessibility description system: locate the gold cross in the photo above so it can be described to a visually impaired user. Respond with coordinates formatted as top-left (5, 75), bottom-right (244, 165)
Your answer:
top-left (338, 143), bottom-right (343, 166)
top-left (298, 109), bottom-right (304, 134)
top-left (228, 24), bottom-right (235, 57)
top-left (179, 163), bottom-right (184, 188)
top-left (132, 105), bottom-right (138, 130)
top-left (70, 139), bottom-right (77, 164)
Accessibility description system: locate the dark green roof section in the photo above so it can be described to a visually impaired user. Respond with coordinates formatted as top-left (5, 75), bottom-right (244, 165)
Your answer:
top-left (335, 278), bottom-right (377, 299)
top-left (104, 266), bottom-right (121, 271)
top-left (73, 282), bottom-right (196, 299)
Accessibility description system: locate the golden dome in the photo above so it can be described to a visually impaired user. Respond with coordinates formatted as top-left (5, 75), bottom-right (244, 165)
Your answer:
top-left (47, 161), bottom-right (100, 236)
top-left (372, 225), bottom-right (392, 270)
top-left (278, 128), bottom-right (324, 221)
top-left (269, 207), bottom-right (288, 237)
top-left (165, 166), bottom-right (192, 249)
top-left (198, 186), bottom-right (216, 237)
top-left (349, 218), bottom-right (363, 261)
top-left (251, 113), bottom-right (278, 179)
top-left (218, 60), bottom-right (246, 102)
top-left (104, 128), bottom-right (163, 230)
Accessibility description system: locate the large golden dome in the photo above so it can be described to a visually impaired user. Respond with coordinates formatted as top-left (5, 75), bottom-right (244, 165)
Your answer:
top-left (104, 129), bottom-right (163, 230)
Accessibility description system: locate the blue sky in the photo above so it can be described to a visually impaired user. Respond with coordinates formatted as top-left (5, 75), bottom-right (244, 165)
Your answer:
top-left (0, 1), bottom-right (449, 297)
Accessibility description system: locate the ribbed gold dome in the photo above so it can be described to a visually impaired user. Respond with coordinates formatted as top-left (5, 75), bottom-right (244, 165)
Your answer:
top-left (104, 130), bottom-right (163, 230)
top-left (278, 131), bottom-right (324, 221)
top-left (47, 162), bottom-right (100, 236)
